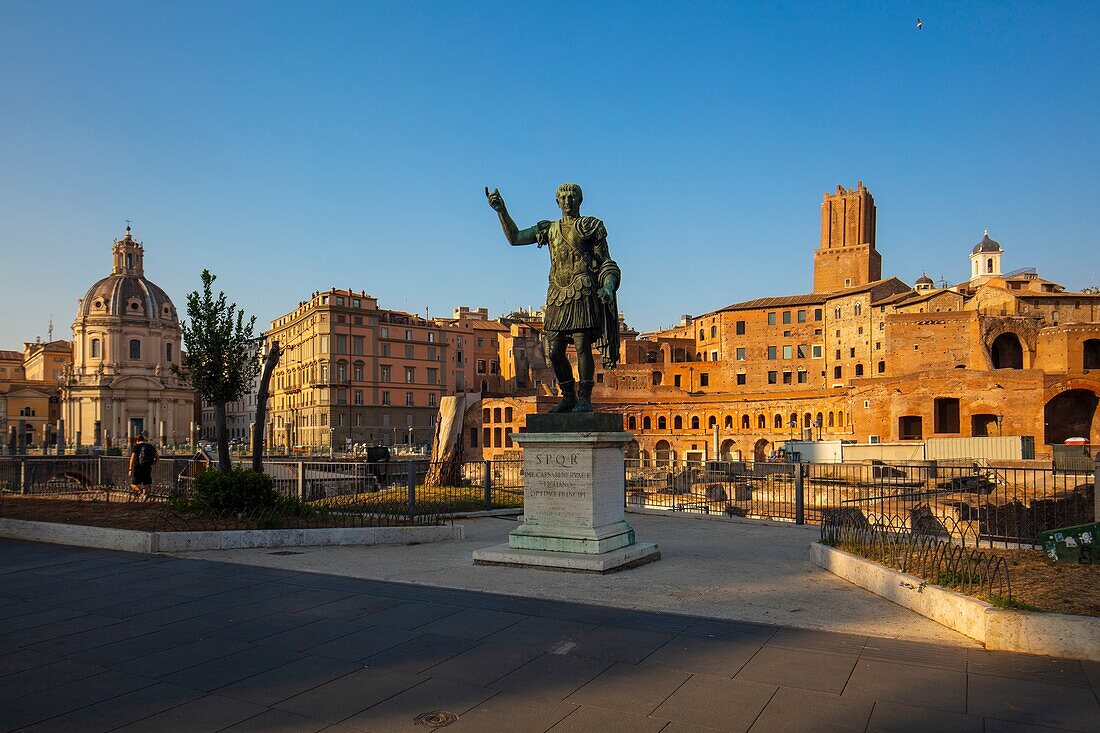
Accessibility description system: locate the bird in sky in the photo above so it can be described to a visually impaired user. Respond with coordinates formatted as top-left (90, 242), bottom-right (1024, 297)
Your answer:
top-left (917, 18), bottom-right (924, 30)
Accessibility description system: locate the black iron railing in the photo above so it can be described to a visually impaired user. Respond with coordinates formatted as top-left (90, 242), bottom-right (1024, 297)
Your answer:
top-left (821, 510), bottom-right (1012, 602)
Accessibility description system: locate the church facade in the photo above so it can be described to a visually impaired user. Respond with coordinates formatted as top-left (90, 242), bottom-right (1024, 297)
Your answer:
top-left (60, 227), bottom-right (195, 448)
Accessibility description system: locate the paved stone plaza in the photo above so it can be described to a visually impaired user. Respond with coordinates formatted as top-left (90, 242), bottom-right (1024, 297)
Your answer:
top-left (179, 515), bottom-right (973, 645)
top-left (1, 537), bottom-right (1098, 732)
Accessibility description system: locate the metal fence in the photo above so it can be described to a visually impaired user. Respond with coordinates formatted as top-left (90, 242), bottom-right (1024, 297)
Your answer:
top-left (0, 456), bottom-right (194, 501)
top-left (821, 510), bottom-right (1012, 601)
top-left (2, 454), bottom-right (1094, 545)
top-left (0, 456), bottom-right (526, 520)
top-left (626, 459), bottom-right (805, 521)
top-left (626, 458), bottom-right (1096, 546)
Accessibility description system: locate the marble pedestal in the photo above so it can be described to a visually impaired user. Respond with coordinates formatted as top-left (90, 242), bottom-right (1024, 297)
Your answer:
top-left (473, 413), bottom-right (659, 573)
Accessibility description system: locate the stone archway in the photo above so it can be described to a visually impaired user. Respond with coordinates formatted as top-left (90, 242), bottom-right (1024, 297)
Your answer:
top-left (990, 333), bottom-right (1024, 369)
top-left (655, 440), bottom-right (672, 467)
top-left (625, 440), bottom-right (640, 462)
top-left (1044, 389), bottom-right (1099, 445)
top-left (753, 438), bottom-right (769, 463)
top-left (720, 439), bottom-right (736, 461)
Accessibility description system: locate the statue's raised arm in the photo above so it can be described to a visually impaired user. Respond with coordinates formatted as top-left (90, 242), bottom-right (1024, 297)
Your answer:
top-left (485, 186), bottom-right (540, 246)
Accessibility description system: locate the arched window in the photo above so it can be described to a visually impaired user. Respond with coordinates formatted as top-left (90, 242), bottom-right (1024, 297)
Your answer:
top-left (724, 415), bottom-right (733, 429)
top-left (628, 416), bottom-right (637, 430)
top-left (128, 339), bottom-right (141, 360)
top-left (336, 361), bottom-right (348, 381)
top-left (854, 302), bottom-right (862, 316)
top-left (165, 342), bottom-right (173, 362)
top-left (320, 362), bottom-right (329, 383)
top-left (816, 412), bottom-right (824, 428)
top-left (986, 258), bottom-right (994, 274)
top-left (877, 360), bottom-right (885, 374)
top-left (493, 407), bottom-right (502, 422)
top-left (828, 412), bottom-right (835, 427)
top-left (834, 306), bottom-right (842, 319)
top-left (804, 412), bottom-right (812, 427)
top-left (757, 414), bottom-right (766, 429)
top-left (674, 416), bottom-right (683, 430)
top-left (855, 363), bottom-right (864, 377)
top-left (699, 329), bottom-right (705, 340)
top-left (658, 416), bottom-right (667, 430)
top-left (773, 414), bottom-right (782, 429)
top-left (651, 371), bottom-right (663, 386)
top-left (643, 416), bottom-right (652, 430)
top-left (741, 415), bottom-right (750, 430)
top-left (991, 333), bottom-right (1024, 369)
top-left (354, 361), bottom-right (364, 380)
top-left (789, 412), bottom-right (798, 427)
top-left (708, 415), bottom-right (717, 428)
top-left (1085, 339), bottom-right (1100, 370)
top-left (710, 325), bottom-right (717, 338)
top-left (838, 410), bottom-right (844, 427)
top-left (90, 338), bottom-right (101, 358)
top-left (691, 416), bottom-right (699, 430)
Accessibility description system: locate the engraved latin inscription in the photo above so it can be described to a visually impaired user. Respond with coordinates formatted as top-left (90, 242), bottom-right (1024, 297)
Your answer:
top-left (525, 450), bottom-right (592, 526)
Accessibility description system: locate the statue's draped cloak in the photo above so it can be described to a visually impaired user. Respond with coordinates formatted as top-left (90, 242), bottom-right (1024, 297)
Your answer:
top-left (535, 216), bottom-right (621, 369)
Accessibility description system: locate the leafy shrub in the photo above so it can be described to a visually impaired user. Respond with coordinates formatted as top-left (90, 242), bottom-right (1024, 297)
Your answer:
top-left (189, 468), bottom-right (278, 512)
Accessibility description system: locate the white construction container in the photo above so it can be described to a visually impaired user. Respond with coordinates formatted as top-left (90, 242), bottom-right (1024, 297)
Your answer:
top-left (924, 436), bottom-right (1035, 461)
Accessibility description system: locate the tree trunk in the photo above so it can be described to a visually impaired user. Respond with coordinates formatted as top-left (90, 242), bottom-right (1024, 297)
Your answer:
top-left (252, 340), bottom-right (280, 472)
top-left (424, 395), bottom-right (466, 488)
top-left (215, 401), bottom-right (231, 472)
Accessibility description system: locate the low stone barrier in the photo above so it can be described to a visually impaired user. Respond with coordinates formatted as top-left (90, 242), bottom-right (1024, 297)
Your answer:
top-left (0, 518), bottom-right (463, 553)
top-left (810, 542), bottom-right (1100, 660)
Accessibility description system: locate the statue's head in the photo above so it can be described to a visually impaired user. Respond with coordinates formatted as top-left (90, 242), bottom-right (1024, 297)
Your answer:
top-left (556, 182), bottom-right (582, 216)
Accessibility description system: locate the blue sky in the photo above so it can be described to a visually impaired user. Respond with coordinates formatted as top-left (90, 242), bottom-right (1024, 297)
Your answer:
top-left (1, 1), bottom-right (1097, 347)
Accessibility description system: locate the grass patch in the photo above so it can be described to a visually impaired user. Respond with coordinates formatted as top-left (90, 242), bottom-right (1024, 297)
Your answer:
top-left (314, 485), bottom-right (523, 513)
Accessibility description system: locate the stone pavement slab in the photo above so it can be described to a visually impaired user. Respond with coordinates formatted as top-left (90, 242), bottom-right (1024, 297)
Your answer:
top-left (0, 538), bottom-right (1097, 733)
top-left (177, 513), bottom-right (977, 646)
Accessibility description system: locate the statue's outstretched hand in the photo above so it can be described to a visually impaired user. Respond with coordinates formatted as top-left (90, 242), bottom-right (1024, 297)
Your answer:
top-left (485, 187), bottom-right (506, 213)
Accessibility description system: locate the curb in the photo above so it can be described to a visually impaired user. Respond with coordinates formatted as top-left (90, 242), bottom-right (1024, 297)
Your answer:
top-left (0, 518), bottom-right (464, 553)
top-left (809, 542), bottom-right (1100, 660)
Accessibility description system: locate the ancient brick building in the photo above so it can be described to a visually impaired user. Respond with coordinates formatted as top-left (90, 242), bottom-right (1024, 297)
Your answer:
top-left (467, 185), bottom-right (1100, 462)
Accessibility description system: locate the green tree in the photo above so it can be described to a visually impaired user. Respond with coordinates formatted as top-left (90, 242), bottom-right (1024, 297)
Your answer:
top-left (173, 270), bottom-right (260, 472)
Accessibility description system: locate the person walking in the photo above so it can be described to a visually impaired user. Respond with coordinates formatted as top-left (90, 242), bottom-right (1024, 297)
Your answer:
top-left (128, 433), bottom-right (158, 500)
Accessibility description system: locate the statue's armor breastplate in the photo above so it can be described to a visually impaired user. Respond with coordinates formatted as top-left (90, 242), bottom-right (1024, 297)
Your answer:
top-left (547, 220), bottom-right (596, 306)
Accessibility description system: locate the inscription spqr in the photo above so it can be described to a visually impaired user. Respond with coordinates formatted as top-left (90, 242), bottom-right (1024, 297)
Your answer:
top-left (524, 451), bottom-right (593, 526)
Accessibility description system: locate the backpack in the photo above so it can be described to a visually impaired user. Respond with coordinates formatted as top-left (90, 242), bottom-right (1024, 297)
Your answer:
top-left (137, 443), bottom-right (156, 467)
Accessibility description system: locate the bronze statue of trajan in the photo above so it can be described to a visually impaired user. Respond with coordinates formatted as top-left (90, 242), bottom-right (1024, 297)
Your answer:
top-left (486, 183), bottom-right (621, 413)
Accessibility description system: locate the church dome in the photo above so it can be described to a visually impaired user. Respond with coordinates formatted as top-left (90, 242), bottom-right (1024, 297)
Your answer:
top-left (972, 230), bottom-right (1002, 255)
top-left (76, 227), bottom-right (178, 323)
top-left (915, 272), bottom-right (934, 287)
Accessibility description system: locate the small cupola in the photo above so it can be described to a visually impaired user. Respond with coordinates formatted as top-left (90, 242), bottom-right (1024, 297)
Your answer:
top-left (915, 272), bottom-right (935, 292)
top-left (112, 225), bottom-right (145, 276)
top-left (969, 230), bottom-right (1003, 281)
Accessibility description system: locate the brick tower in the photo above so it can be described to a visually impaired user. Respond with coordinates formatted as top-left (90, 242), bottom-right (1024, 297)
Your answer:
top-left (813, 181), bottom-right (881, 293)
